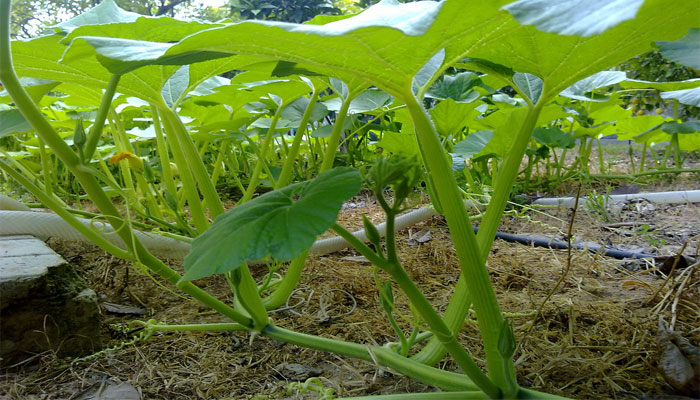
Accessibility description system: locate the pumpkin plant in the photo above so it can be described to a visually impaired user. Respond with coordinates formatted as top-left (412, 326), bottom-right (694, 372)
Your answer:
top-left (1, 0), bottom-right (696, 398)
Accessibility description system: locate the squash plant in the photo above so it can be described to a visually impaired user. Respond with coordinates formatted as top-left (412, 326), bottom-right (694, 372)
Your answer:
top-left (1, 0), bottom-right (697, 398)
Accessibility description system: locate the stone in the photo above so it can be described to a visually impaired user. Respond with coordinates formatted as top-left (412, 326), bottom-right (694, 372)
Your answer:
top-left (0, 235), bottom-right (101, 367)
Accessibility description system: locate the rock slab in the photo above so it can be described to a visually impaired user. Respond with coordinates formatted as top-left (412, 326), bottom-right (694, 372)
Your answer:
top-left (0, 235), bottom-right (101, 367)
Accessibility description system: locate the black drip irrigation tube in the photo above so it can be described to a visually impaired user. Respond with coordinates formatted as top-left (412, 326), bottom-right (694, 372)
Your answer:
top-left (475, 227), bottom-right (656, 260)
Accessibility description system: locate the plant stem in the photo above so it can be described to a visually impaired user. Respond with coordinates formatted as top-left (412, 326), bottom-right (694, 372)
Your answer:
top-left (160, 107), bottom-right (224, 219)
top-left (263, 325), bottom-right (479, 393)
top-left (242, 105), bottom-right (283, 202)
top-left (404, 94), bottom-right (515, 396)
top-left (150, 106), bottom-right (178, 197)
top-left (589, 168), bottom-right (700, 179)
top-left (277, 90), bottom-right (320, 188)
top-left (320, 92), bottom-right (356, 171)
top-left (84, 73), bottom-right (120, 161)
top-left (158, 108), bottom-right (209, 232)
top-left (331, 223), bottom-right (499, 398)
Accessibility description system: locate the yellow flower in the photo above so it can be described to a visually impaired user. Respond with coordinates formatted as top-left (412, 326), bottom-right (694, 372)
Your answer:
top-left (109, 152), bottom-right (143, 171)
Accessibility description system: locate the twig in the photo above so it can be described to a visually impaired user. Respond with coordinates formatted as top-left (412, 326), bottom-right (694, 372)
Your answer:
top-left (670, 262), bottom-right (697, 330)
top-left (524, 184), bottom-right (582, 340)
top-left (645, 242), bottom-right (688, 305)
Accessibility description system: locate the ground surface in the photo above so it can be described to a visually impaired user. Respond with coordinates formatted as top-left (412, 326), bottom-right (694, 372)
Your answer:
top-left (1, 158), bottom-right (699, 400)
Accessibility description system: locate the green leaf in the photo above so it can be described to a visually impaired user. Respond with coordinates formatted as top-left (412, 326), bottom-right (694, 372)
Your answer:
top-left (618, 78), bottom-right (700, 91)
top-left (413, 48), bottom-right (445, 95)
top-left (181, 167), bottom-right (362, 282)
top-left (453, 130), bottom-right (494, 160)
top-left (0, 78), bottom-right (59, 104)
top-left (532, 127), bottom-right (575, 149)
top-left (471, 0), bottom-right (697, 102)
top-left (560, 71), bottom-right (627, 102)
top-left (512, 72), bottom-right (542, 103)
top-left (502, 0), bottom-right (645, 37)
top-left (162, 66), bottom-right (189, 108)
top-left (377, 131), bottom-right (420, 158)
top-left (53, 0), bottom-right (140, 33)
top-left (0, 109), bottom-right (32, 137)
top-left (430, 99), bottom-right (479, 137)
top-left (660, 121), bottom-right (700, 135)
top-left (661, 87), bottom-right (700, 107)
top-left (613, 115), bottom-right (668, 141)
top-left (281, 97), bottom-right (329, 128)
top-left (426, 72), bottom-right (481, 103)
top-left (323, 88), bottom-right (393, 114)
top-left (657, 28), bottom-right (700, 70)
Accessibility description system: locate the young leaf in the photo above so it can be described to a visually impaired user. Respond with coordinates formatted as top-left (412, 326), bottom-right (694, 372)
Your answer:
top-left (426, 72), bottom-right (481, 103)
top-left (162, 65), bottom-right (189, 108)
top-left (512, 72), bottom-right (542, 104)
top-left (181, 167), bottom-right (362, 282)
top-left (453, 130), bottom-right (495, 160)
top-left (532, 127), bottom-right (575, 149)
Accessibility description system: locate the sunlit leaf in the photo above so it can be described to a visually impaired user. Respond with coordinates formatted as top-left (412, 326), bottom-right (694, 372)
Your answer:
top-left (502, 0), bottom-right (645, 37)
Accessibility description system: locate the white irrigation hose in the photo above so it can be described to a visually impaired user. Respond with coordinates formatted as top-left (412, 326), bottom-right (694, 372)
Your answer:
top-left (0, 195), bottom-right (462, 260)
top-left (533, 190), bottom-right (700, 208)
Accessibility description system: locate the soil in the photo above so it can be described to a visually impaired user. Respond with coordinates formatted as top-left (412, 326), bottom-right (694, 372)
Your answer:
top-left (1, 165), bottom-right (699, 399)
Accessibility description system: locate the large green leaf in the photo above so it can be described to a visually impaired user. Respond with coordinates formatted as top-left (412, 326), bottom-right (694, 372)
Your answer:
top-left (181, 167), bottom-right (362, 282)
top-left (53, 0), bottom-right (140, 32)
top-left (165, 0), bottom-right (501, 97)
top-left (619, 78), bottom-right (700, 91)
top-left (11, 35), bottom-right (177, 105)
top-left (502, 0), bottom-right (645, 37)
top-left (656, 28), bottom-right (700, 70)
top-left (470, 0), bottom-right (697, 102)
top-left (560, 71), bottom-right (627, 102)
top-left (661, 87), bottom-right (700, 107)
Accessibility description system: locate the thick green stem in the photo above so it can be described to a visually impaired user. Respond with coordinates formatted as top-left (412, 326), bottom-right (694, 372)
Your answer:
top-left (277, 90), bottom-right (320, 189)
top-left (404, 94), bottom-right (514, 396)
top-left (228, 264), bottom-right (269, 331)
top-left (241, 106), bottom-right (283, 202)
top-left (150, 106), bottom-right (178, 196)
top-left (148, 322), bottom-right (246, 332)
top-left (320, 93), bottom-right (356, 171)
top-left (414, 100), bottom-right (544, 373)
top-left (263, 325), bottom-right (478, 393)
top-left (596, 138), bottom-right (606, 174)
top-left (158, 109), bottom-right (209, 232)
top-left (84, 74), bottom-right (120, 162)
top-left (331, 224), bottom-right (499, 398)
top-left (37, 138), bottom-right (53, 196)
top-left (261, 251), bottom-right (307, 309)
top-left (159, 107), bottom-right (224, 219)
top-left (590, 168), bottom-right (700, 179)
